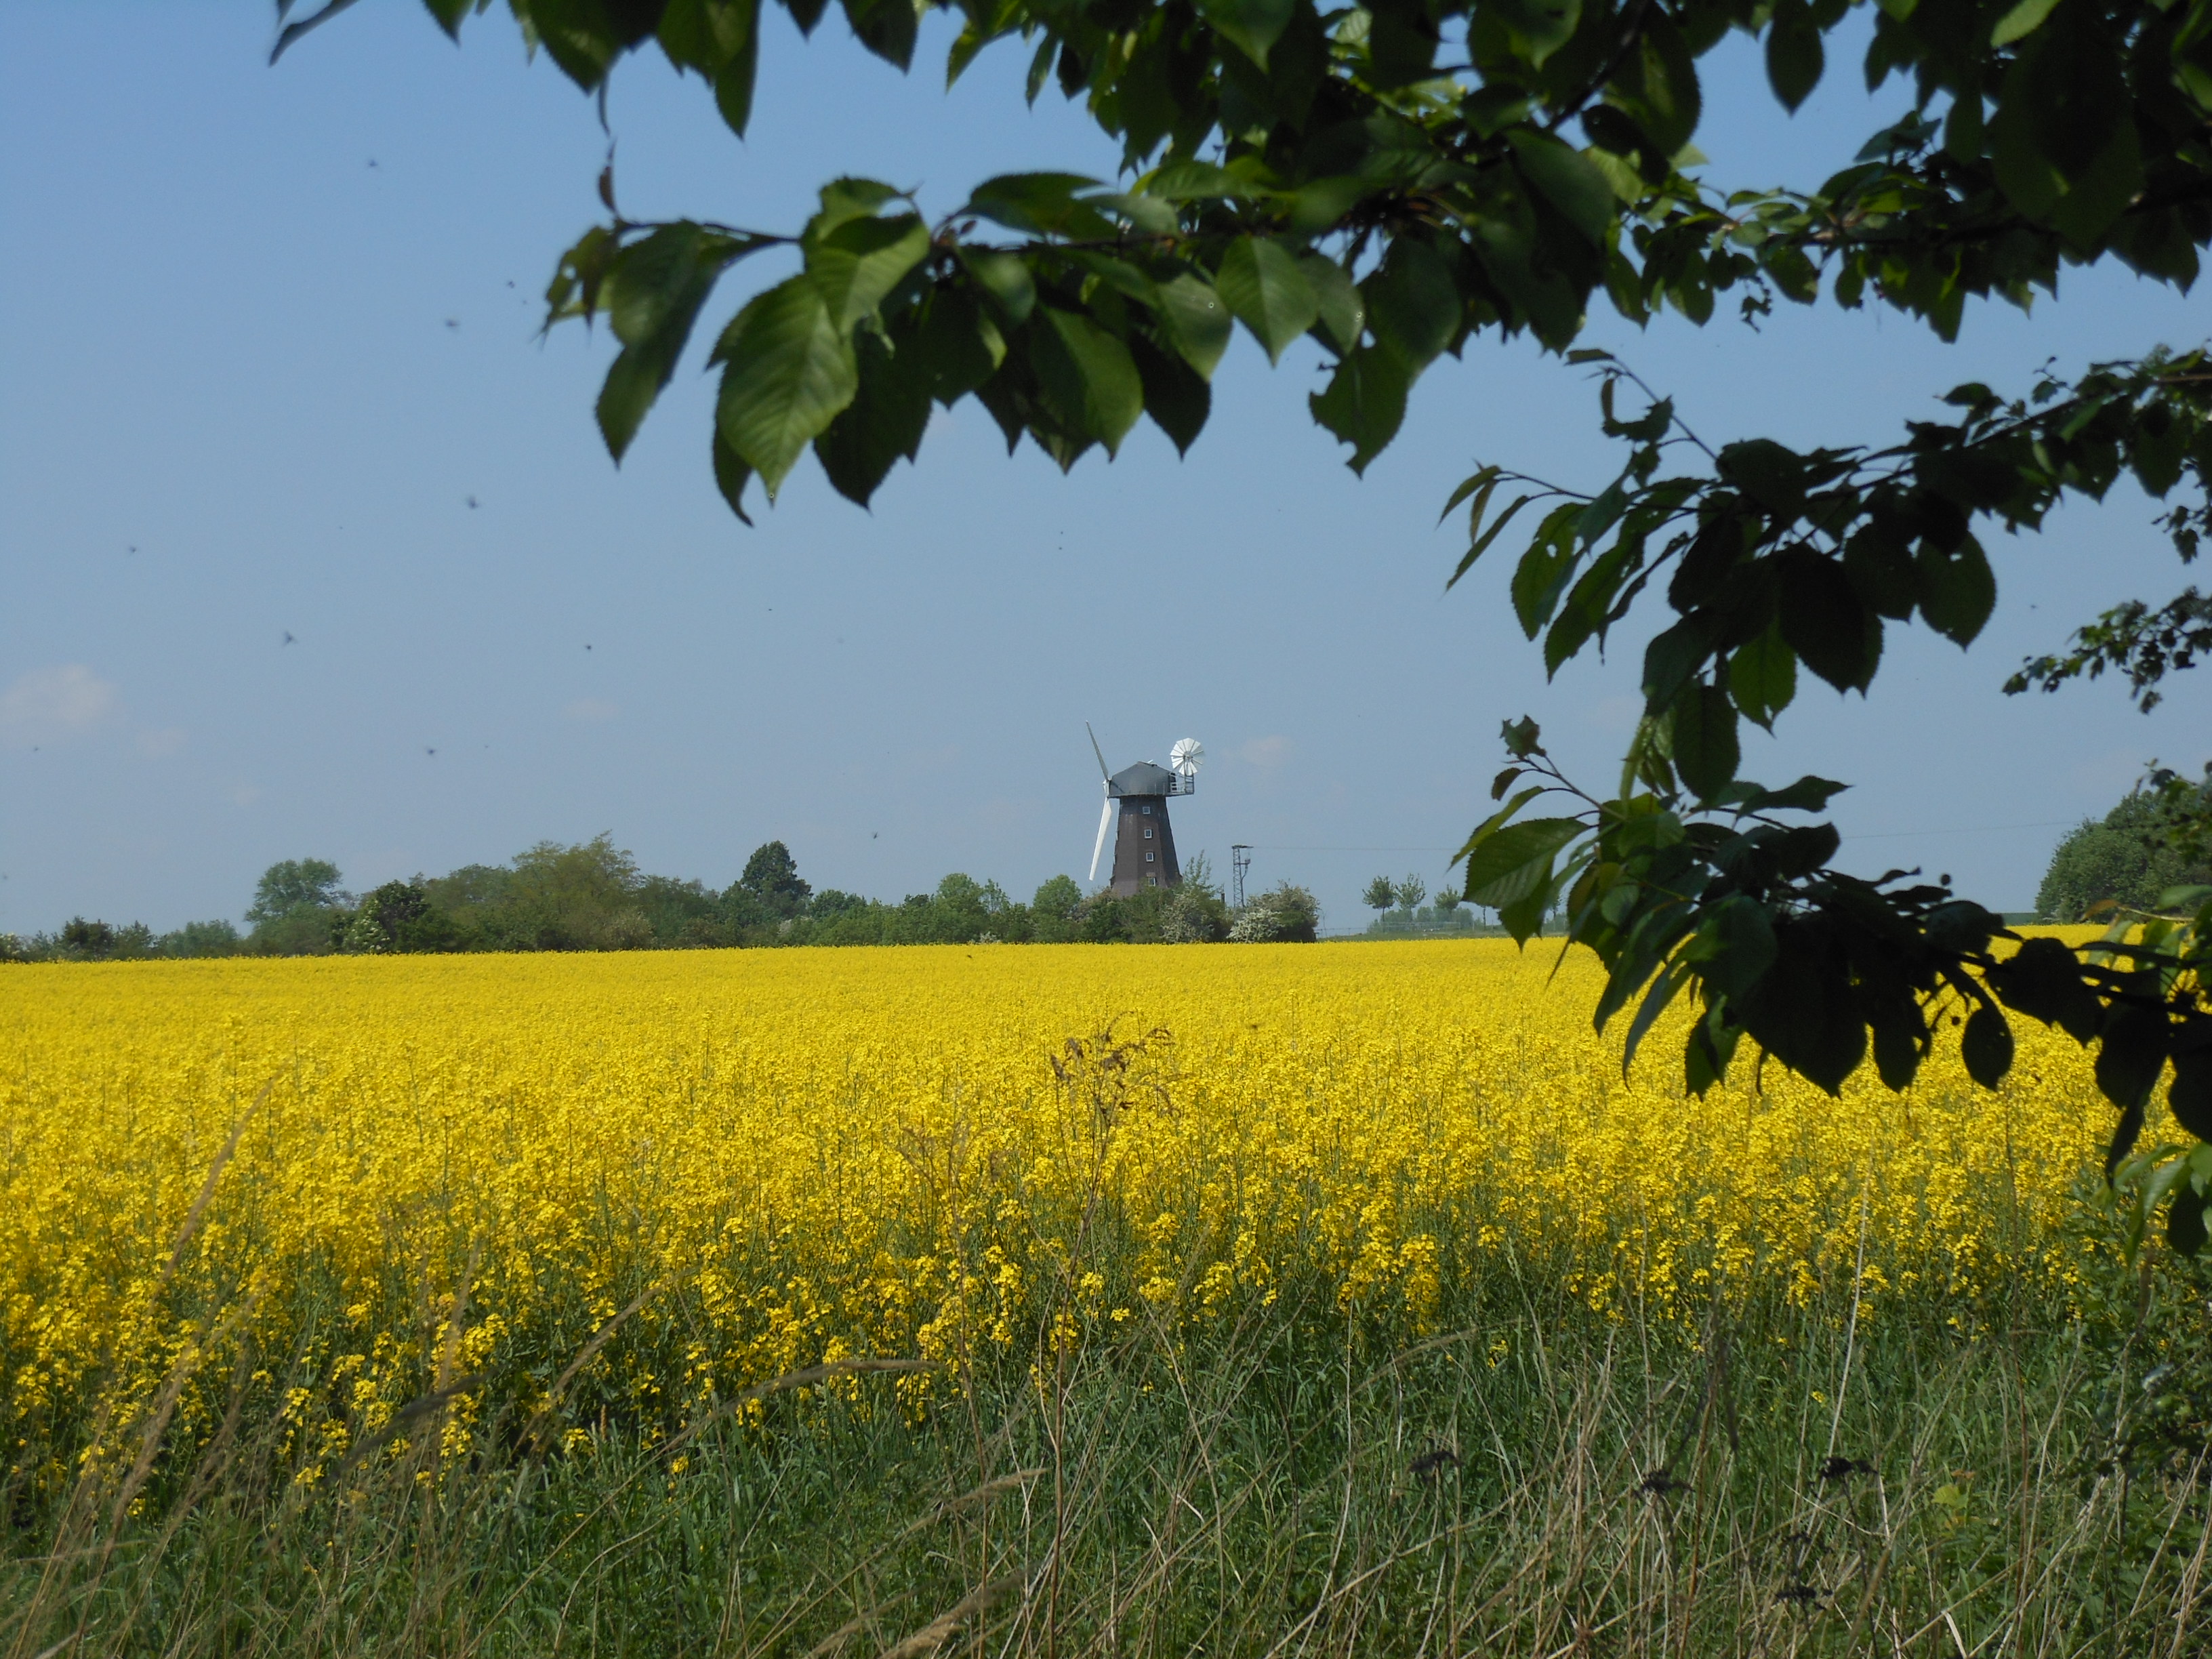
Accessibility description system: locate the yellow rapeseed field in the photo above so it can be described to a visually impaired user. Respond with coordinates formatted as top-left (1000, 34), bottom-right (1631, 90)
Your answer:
top-left (0, 939), bottom-right (2125, 1489)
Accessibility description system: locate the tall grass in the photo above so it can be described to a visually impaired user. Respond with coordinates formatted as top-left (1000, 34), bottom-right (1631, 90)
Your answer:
top-left (6, 1215), bottom-right (2208, 1657)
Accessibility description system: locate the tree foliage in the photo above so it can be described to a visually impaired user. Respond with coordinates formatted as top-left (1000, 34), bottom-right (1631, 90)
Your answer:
top-left (282, 0), bottom-right (2212, 1236)
top-left (2037, 768), bottom-right (2212, 922)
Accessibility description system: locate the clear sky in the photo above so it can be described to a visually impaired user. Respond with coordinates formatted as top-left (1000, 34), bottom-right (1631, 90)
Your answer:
top-left (3, 1), bottom-right (2206, 935)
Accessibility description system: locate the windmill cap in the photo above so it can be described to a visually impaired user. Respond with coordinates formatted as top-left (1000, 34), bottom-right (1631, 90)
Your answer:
top-left (1107, 760), bottom-right (1176, 797)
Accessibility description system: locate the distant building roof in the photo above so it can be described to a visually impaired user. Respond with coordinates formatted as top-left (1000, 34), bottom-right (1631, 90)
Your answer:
top-left (1109, 761), bottom-right (1176, 798)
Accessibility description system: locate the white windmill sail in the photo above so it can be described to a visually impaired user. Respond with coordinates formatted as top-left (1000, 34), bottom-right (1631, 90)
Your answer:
top-left (1086, 723), bottom-right (1115, 884)
top-left (1088, 795), bottom-right (1114, 883)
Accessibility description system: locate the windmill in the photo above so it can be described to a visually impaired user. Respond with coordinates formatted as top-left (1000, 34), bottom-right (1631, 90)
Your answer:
top-left (1087, 725), bottom-right (1202, 896)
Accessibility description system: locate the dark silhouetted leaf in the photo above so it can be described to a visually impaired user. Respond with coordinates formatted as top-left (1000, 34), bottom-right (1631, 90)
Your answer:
top-left (1764, 0), bottom-right (1824, 112)
top-left (2097, 1005), bottom-right (2171, 1112)
top-left (1962, 1003), bottom-right (2015, 1088)
top-left (1777, 552), bottom-right (1880, 691)
top-left (1727, 626), bottom-right (1797, 729)
top-left (1310, 346), bottom-right (1409, 473)
top-left (1916, 537), bottom-right (1996, 646)
top-left (1670, 680), bottom-right (1740, 799)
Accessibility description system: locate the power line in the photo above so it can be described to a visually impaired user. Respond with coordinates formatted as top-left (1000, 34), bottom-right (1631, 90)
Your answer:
top-left (1242, 845), bottom-right (1457, 854)
top-left (1843, 819), bottom-right (2078, 840)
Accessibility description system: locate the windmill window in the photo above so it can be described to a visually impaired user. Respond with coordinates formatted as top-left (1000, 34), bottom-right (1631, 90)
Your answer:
top-left (1145, 851), bottom-right (1155, 862)
top-left (1141, 804), bottom-right (1152, 815)
top-left (1143, 827), bottom-right (1153, 839)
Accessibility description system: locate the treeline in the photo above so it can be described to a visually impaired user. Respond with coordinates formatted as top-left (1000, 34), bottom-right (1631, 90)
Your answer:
top-left (5, 838), bottom-right (1323, 961)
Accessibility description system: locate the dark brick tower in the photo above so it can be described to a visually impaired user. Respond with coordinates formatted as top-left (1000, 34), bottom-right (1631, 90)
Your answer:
top-left (1105, 762), bottom-right (1181, 895)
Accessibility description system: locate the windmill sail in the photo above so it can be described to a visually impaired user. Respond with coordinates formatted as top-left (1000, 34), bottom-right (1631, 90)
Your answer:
top-left (1088, 797), bottom-right (1114, 883)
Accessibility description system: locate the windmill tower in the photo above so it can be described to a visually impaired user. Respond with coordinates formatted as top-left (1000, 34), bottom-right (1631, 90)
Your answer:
top-left (1087, 726), bottom-right (1202, 896)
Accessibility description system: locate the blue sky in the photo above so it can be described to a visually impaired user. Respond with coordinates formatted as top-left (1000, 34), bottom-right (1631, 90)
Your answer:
top-left (2, 1), bottom-right (2206, 934)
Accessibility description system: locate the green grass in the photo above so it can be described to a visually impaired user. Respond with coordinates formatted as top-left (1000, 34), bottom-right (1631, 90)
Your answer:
top-left (8, 1228), bottom-right (2212, 1659)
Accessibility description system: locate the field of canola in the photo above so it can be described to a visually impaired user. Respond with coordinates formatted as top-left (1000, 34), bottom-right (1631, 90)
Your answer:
top-left (1, 938), bottom-right (2125, 1488)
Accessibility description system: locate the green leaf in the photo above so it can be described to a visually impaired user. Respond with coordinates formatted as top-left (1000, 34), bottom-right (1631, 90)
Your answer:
top-left (2171, 1048), bottom-right (2212, 1139)
top-left (1716, 439), bottom-right (1807, 520)
top-left (1130, 333), bottom-right (1212, 455)
top-left (806, 212), bottom-right (930, 330)
top-left (1696, 897), bottom-right (1778, 1004)
top-left (1507, 132), bottom-right (1616, 247)
top-left (1738, 924), bottom-right (1866, 1094)
top-left (1777, 551), bottom-right (1881, 692)
top-left (711, 424), bottom-right (756, 525)
top-left (1764, 0), bottom-right (1824, 112)
top-left (1153, 273), bottom-right (1231, 378)
top-left (712, 275), bottom-right (859, 499)
top-left (1732, 775), bottom-right (1845, 813)
top-left (840, 0), bottom-right (918, 70)
top-left (1620, 962), bottom-right (1690, 1076)
top-left (524, 0), bottom-right (649, 89)
top-left (1029, 305), bottom-right (1144, 459)
top-left (714, 28), bottom-right (761, 136)
top-left (956, 248), bottom-right (1037, 325)
top-left (1991, 0), bottom-right (2062, 48)
top-left (1510, 504), bottom-right (1585, 637)
top-left (1087, 190), bottom-right (1182, 236)
top-left (1986, 936), bottom-right (2100, 1042)
top-left (1962, 1003), bottom-right (2015, 1088)
top-left (1915, 536), bottom-right (1996, 646)
top-left (594, 225), bottom-right (754, 463)
top-left (1366, 239), bottom-right (1461, 369)
top-left (1309, 347), bottom-right (1409, 473)
top-left (1668, 680), bottom-right (1740, 800)
top-left (2169, 1185), bottom-right (2209, 1256)
top-left (1727, 624), bottom-right (1797, 729)
top-left (1195, 0), bottom-right (1296, 68)
top-left (1462, 817), bottom-right (1585, 908)
top-left (1480, 0), bottom-right (1581, 66)
top-left (963, 173), bottom-right (1109, 237)
top-left (1607, 9), bottom-right (1701, 156)
top-left (1868, 996), bottom-right (1927, 1090)
top-left (2097, 1004), bottom-right (2171, 1113)
top-left (813, 323), bottom-right (933, 506)
top-left (912, 287), bottom-right (1006, 406)
top-left (1215, 237), bottom-right (1321, 364)
top-left (1300, 255), bottom-right (1366, 352)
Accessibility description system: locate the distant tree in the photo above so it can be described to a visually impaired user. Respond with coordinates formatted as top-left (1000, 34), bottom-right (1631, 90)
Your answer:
top-left (1031, 875), bottom-right (1082, 922)
top-left (737, 841), bottom-right (811, 918)
top-left (344, 880), bottom-right (457, 954)
top-left (635, 874), bottom-right (726, 947)
top-left (810, 888), bottom-right (871, 923)
top-left (922, 874), bottom-right (995, 942)
top-left (1161, 883), bottom-right (1231, 943)
top-left (247, 859), bottom-right (346, 926)
top-left (60, 918), bottom-right (117, 960)
top-left (1395, 875), bottom-right (1427, 912)
top-left (1360, 877), bottom-right (1397, 915)
top-left (507, 835), bottom-right (649, 949)
top-left (1434, 886), bottom-right (1462, 915)
top-left (1231, 884), bottom-right (1321, 944)
top-left (157, 919), bottom-right (243, 958)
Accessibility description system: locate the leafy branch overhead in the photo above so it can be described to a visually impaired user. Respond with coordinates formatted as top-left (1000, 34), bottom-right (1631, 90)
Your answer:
top-left (287, 0), bottom-right (2212, 1241)
top-left (324, 0), bottom-right (2212, 514)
